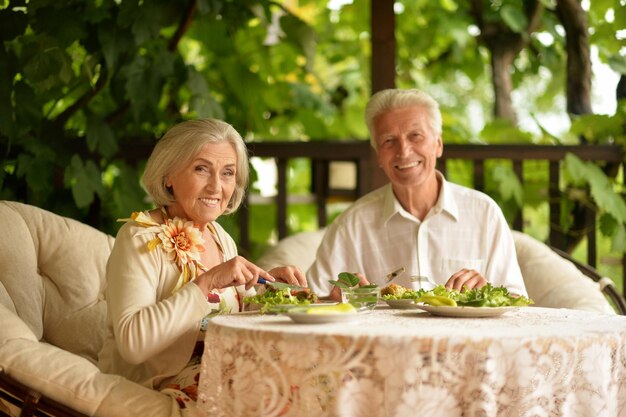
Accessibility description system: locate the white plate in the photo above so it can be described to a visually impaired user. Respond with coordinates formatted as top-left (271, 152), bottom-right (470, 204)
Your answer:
top-left (248, 302), bottom-right (337, 314)
top-left (385, 299), bottom-right (421, 309)
top-left (415, 304), bottom-right (517, 318)
top-left (286, 311), bottom-right (359, 324)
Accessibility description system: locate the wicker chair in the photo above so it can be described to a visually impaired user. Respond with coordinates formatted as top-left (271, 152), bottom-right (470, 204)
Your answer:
top-left (0, 201), bottom-right (180, 417)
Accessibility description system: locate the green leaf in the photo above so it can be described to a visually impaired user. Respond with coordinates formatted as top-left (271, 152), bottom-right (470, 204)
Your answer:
top-left (298, 108), bottom-right (328, 139)
top-left (328, 279), bottom-right (350, 289)
top-left (131, 1), bottom-right (164, 45)
top-left (611, 224), bottom-right (626, 253)
top-left (280, 13), bottom-right (317, 70)
top-left (21, 34), bottom-right (74, 90)
top-left (16, 153), bottom-right (54, 194)
top-left (187, 69), bottom-right (224, 119)
top-left (492, 165), bottom-right (523, 206)
top-left (66, 155), bottom-right (104, 208)
top-left (98, 23), bottom-right (133, 71)
top-left (360, 284), bottom-right (379, 289)
top-left (337, 272), bottom-right (360, 287)
top-left (599, 212), bottom-right (618, 236)
top-left (86, 115), bottom-right (118, 158)
top-left (266, 282), bottom-right (299, 291)
top-left (563, 153), bottom-right (588, 185)
top-left (30, 6), bottom-right (86, 47)
top-left (480, 119), bottom-right (534, 144)
top-left (559, 196), bottom-right (575, 233)
top-left (0, 45), bottom-right (13, 135)
top-left (586, 163), bottom-right (626, 224)
top-left (500, 4), bottom-right (528, 34)
top-left (565, 153), bottom-right (626, 225)
top-left (107, 163), bottom-right (149, 221)
top-left (124, 55), bottom-right (162, 121)
top-left (608, 54), bottom-right (626, 75)
top-left (537, 0), bottom-right (556, 10)
top-left (569, 113), bottom-right (624, 143)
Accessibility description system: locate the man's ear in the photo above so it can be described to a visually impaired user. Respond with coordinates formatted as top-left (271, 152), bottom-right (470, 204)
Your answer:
top-left (436, 135), bottom-right (443, 158)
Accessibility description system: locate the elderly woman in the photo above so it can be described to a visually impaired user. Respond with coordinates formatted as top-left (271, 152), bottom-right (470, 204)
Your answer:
top-left (98, 119), bottom-right (305, 408)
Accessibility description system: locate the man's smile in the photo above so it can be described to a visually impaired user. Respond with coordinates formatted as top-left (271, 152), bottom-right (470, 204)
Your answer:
top-left (395, 161), bottom-right (422, 170)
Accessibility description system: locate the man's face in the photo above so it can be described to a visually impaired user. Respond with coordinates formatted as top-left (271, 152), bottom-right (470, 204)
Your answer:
top-left (373, 105), bottom-right (443, 190)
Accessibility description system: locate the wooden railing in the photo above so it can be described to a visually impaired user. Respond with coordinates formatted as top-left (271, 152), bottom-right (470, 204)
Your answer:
top-left (239, 141), bottom-right (625, 286)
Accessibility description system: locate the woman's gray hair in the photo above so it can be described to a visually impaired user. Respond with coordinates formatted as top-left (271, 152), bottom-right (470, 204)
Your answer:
top-left (364, 89), bottom-right (442, 149)
top-left (142, 119), bottom-right (249, 215)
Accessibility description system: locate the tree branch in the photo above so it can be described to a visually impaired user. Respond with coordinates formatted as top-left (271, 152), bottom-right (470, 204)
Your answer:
top-left (106, 0), bottom-right (198, 126)
top-left (168, 0), bottom-right (197, 52)
top-left (525, 0), bottom-right (544, 33)
top-left (468, 0), bottom-right (484, 31)
top-left (53, 66), bottom-right (108, 128)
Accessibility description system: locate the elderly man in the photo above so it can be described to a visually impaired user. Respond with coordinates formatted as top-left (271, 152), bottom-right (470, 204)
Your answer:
top-left (307, 88), bottom-right (527, 300)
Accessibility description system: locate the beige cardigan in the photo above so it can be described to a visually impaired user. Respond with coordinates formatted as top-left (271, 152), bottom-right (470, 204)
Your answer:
top-left (98, 218), bottom-right (251, 388)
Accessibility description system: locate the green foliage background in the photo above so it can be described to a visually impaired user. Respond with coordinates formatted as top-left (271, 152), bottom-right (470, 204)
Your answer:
top-left (1, 0), bottom-right (625, 285)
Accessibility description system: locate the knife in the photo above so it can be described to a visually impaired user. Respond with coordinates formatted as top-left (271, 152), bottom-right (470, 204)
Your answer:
top-left (257, 278), bottom-right (307, 291)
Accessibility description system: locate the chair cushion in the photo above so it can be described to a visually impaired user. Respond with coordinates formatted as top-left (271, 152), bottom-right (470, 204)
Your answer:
top-left (512, 231), bottom-right (614, 314)
top-left (0, 333), bottom-right (180, 417)
top-left (256, 229), bottom-right (326, 273)
top-left (0, 202), bottom-right (183, 416)
top-left (0, 201), bottom-right (114, 362)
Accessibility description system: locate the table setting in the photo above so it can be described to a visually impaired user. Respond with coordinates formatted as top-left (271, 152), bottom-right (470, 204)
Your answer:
top-left (197, 277), bottom-right (626, 417)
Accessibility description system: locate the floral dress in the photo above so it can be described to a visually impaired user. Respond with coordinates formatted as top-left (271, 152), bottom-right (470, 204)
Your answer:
top-left (123, 209), bottom-right (246, 414)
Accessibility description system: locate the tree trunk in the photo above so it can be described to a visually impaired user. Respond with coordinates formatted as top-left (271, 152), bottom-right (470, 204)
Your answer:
top-left (469, 0), bottom-right (543, 123)
top-left (550, 0), bottom-right (595, 255)
top-left (491, 43), bottom-right (519, 124)
top-left (556, 0), bottom-right (592, 118)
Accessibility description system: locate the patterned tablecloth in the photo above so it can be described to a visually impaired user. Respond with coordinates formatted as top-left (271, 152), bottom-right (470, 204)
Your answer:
top-left (198, 307), bottom-right (626, 417)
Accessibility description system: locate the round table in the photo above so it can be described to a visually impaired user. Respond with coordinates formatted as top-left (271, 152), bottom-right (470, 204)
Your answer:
top-left (197, 307), bottom-right (626, 417)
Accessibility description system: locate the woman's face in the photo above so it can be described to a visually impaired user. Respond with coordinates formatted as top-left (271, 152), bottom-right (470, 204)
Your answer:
top-left (166, 142), bottom-right (238, 227)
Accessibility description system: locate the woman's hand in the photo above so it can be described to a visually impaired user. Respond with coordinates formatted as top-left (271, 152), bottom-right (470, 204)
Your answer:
top-left (328, 272), bottom-right (370, 302)
top-left (268, 265), bottom-right (307, 287)
top-left (445, 269), bottom-right (487, 292)
top-left (195, 256), bottom-right (275, 294)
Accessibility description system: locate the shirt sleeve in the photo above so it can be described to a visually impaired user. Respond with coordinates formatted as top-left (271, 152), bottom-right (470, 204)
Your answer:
top-left (484, 203), bottom-right (528, 297)
top-left (211, 221), bottom-right (256, 300)
top-left (307, 219), bottom-right (360, 297)
top-left (106, 222), bottom-right (213, 365)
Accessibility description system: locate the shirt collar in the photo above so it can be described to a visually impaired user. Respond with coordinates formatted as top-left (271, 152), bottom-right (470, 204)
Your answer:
top-left (435, 171), bottom-right (459, 221)
top-left (382, 171), bottom-right (459, 224)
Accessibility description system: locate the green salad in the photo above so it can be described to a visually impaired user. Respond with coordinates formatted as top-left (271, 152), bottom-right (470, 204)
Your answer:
top-left (244, 286), bottom-right (319, 314)
top-left (382, 283), bottom-right (533, 307)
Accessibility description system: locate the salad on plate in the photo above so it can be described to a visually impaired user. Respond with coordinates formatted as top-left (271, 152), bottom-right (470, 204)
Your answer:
top-left (243, 285), bottom-right (319, 314)
top-left (382, 283), bottom-right (533, 308)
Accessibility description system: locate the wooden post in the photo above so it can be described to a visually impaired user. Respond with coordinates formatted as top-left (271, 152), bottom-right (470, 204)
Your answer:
top-left (276, 158), bottom-right (288, 240)
top-left (369, 0), bottom-right (396, 192)
top-left (371, 0), bottom-right (396, 94)
top-left (513, 160), bottom-right (524, 231)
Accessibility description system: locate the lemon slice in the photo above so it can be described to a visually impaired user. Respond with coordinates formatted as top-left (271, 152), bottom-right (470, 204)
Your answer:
top-left (416, 295), bottom-right (457, 307)
top-left (306, 303), bottom-right (357, 315)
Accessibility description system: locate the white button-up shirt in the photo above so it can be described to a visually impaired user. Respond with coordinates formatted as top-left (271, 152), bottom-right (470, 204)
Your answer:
top-left (307, 174), bottom-right (527, 297)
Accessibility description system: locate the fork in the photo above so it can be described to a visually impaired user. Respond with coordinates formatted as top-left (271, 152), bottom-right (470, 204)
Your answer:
top-left (385, 267), bottom-right (405, 283)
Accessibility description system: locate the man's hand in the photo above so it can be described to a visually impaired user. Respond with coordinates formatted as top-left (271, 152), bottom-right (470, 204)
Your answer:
top-left (328, 272), bottom-right (370, 301)
top-left (445, 269), bottom-right (487, 292)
